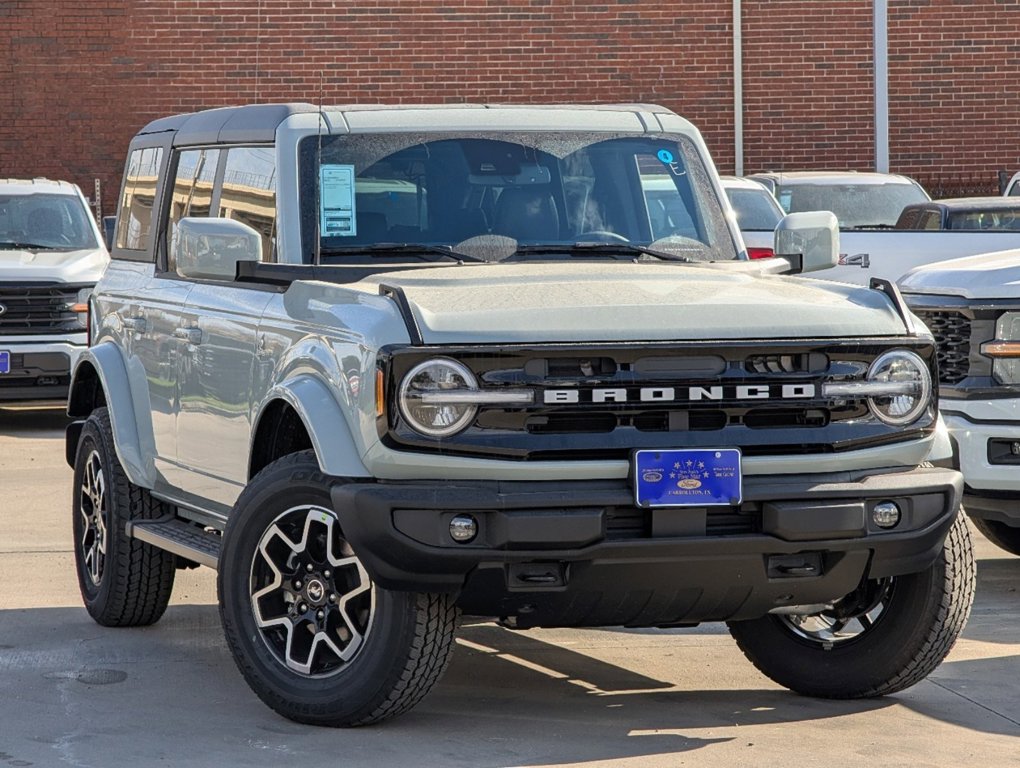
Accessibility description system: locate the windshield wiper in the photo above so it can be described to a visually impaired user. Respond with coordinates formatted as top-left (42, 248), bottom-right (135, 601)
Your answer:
top-left (511, 243), bottom-right (698, 263)
top-left (317, 243), bottom-right (488, 263)
top-left (846, 224), bottom-right (895, 230)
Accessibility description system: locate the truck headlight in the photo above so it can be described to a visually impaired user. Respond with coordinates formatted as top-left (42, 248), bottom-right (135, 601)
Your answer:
top-left (982, 312), bottom-right (1020, 385)
top-left (71, 287), bottom-right (92, 329)
top-left (865, 350), bottom-right (932, 426)
top-left (821, 349), bottom-right (932, 426)
top-left (398, 358), bottom-right (479, 437)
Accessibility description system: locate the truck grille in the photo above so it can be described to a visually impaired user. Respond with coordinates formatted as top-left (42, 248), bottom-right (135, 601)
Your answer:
top-left (384, 340), bottom-right (937, 461)
top-left (913, 310), bottom-right (971, 384)
top-left (0, 283), bottom-right (84, 336)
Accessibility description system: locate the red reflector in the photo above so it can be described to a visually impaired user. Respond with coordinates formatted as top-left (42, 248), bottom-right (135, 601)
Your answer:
top-left (747, 247), bottom-right (774, 260)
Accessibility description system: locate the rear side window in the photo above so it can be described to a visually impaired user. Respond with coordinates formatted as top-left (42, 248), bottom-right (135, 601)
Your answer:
top-left (115, 147), bottom-right (164, 253)
top-left (218, 147), bottom-right (277, 261)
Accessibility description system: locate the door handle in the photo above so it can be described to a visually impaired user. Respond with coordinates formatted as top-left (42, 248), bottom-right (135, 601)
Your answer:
top-left (122, 316), bottom-right (147, 334)
top-left (173, 327), bottom-right (203, 345)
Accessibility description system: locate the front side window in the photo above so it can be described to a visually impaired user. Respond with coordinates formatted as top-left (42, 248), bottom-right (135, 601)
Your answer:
top-left (297, 132), bottom-right (737, 265)
top-left (167, 148), bottom-right (220, 272)
top-left (116, 146), bottom-right (163, 252)
top-left (0, 191), bottom-right (98, 252)
top-left (219, 146), bottom-right (277, 260)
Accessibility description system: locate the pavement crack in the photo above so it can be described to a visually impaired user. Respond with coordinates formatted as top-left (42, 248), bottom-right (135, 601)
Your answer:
top-left (928, 679), bottom-right (1020, 728)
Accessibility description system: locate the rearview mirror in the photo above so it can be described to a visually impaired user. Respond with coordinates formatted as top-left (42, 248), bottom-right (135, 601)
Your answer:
top-left (774, 211), bottom-right (839, 274)
top-left (173, 217), bottom-right (262, 280)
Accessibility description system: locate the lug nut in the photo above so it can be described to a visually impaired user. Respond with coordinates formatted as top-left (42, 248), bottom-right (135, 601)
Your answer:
top-left (298, 603), bottom-right (307, 613)
top-left (317, 610), bottom-right (324, 619)
top-left (306, 564), bottom-right (314, 572)
top-left (323, 570), bottom-right (331, 578)
top-left (294, 580), bottom-right (302, 589)
top-left (329, 593), bottom-right (337, 603)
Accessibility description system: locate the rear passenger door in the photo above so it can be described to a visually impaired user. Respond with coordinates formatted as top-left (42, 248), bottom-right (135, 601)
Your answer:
top-left (174, 146), bottom-right (277, 511)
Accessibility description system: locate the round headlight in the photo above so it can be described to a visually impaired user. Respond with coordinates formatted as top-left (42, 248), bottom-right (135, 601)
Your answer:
top-left (866, 350), bottom-right (932, 426)
top-left (398, 358), bottom-right (478, 437)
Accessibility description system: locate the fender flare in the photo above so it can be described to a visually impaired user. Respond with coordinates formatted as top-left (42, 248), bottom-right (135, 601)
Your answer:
top-left (68, 343), bottom-right (157, 488)
top-left (255, 374), bottom-right (371, 478)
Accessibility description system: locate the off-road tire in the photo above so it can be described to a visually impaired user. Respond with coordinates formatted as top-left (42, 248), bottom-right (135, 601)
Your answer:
top-left (72, 407), bottom-right (176, 626)
top-left (727, 513), bottom-right (975, 698)
top-left (970, 515), bottom-right (1020, 556)
top-left (218, 451), bottom-right (459, 727)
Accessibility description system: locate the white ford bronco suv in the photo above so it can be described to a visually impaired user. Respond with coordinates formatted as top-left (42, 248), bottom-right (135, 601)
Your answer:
top-left (66, 103), bottom-right (974, 726)
top-left (900, 250), bottom-right (1020, 556)
top-left (0, 178), bottom-right (108, 401)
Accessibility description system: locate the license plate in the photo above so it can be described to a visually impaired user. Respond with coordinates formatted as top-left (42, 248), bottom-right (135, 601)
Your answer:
top-left (0, 351), bottom-right (8, 374)
top-left (634, 448), bottom-right (742, 507)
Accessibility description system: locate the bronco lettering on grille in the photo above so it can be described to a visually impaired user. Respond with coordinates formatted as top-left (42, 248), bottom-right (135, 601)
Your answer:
top-left (542, 384), bottom-right (817, 404)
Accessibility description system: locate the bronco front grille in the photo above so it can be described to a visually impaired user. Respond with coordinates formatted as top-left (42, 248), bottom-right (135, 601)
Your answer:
top-left (913, 310), bottom-right (971, 384)
top-left (382, 340), bottom-right (936, 461)
top-left (0, 282), bottom-right (84, 336)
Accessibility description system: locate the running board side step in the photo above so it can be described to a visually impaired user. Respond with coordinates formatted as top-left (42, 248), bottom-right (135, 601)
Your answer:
top-left (126, 517), bottom-right (222, 570)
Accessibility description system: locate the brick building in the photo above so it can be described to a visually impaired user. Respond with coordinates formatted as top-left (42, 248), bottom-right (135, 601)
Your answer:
top-left (1, 0), bottom-right (1018, 212)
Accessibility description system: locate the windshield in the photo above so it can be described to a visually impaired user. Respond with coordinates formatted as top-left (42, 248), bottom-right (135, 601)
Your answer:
top-left (775, 182), bottom-right (929, 229)
top-left (0, 192), bottom-right (99, 251)
top-left (298, 132), bottom-right (739, 264)
top-left (725, 187), bottom-right (784, 231)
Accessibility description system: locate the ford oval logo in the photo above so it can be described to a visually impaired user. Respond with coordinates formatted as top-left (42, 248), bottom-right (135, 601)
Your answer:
top-left (0, 303), bottom-right (6, 316)
top-left (678, 478), bottom-right (703, 490)
top-left (642, 470), bottom-right (663, 483)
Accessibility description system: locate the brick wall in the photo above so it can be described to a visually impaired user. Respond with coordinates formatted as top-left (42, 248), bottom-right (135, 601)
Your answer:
top-left (1, 0), bottom-right (1018, 209)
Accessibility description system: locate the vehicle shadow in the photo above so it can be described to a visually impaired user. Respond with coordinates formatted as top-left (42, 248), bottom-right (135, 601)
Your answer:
top-left (0, 405), bottom-right (70, 436)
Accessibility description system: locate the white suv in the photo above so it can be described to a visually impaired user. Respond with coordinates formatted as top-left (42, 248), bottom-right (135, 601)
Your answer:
top-left (0, 178), bottom-right (108, 402)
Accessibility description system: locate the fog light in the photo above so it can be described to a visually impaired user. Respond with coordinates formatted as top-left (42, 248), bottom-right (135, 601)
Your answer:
top-left (449, 514), bottom-right (478, 543)
top-left (872, 501), bottom-right (901, 529)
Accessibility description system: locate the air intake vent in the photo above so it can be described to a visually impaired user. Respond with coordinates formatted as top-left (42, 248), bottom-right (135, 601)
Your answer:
top-left (913, 310), bottom-right (970, 384)
top-left (746, 352), bottom-right (828, 375)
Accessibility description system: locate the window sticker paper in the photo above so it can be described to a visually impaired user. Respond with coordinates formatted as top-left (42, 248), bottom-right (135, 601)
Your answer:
top-left (320, 164), bottom-right (357, 237)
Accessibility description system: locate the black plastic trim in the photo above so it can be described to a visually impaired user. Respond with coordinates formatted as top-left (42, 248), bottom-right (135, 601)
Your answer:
top-left (870, 277), bottom-right (916, 335)
top-left (379, 283), bottom-right (424, 346)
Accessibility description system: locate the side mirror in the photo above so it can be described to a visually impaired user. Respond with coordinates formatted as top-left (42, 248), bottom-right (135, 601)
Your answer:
top-left (774, 211), bottom-right (839, 274)
top-left (173, 217), bottom-right (262, 280)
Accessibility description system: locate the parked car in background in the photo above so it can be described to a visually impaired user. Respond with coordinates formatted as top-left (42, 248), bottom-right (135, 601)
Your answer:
top-left (895, 198), bottom-right (1020, 231)
top-left (748, 171), bottom-right (930, 229)
top-left (1003, 171), bottom-right (1020, 197)
top-left (900, 250), bottom-right (1020, 556)
top-left (744, 172), bottom-right (1020, 285)
top-left (720, 176), bottom-right (783, 258)
top-left (0, 178), bottom-right (108, 402)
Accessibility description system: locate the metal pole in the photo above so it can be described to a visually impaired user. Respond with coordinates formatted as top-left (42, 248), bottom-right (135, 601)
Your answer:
top-left (733, 0), bottom-right (744, 176)
top-left (874, 0), bottom-right (889, 172)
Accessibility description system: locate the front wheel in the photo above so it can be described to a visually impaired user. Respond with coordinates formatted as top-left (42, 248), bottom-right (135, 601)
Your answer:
top-left (727, 513), bottom-right (975, 698)
top-left (218, 451), bottom-right (459, 726)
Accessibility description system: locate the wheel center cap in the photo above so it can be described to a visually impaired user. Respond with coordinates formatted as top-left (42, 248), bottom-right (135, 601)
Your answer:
top-left (305, 579), bottom-right (326, 605)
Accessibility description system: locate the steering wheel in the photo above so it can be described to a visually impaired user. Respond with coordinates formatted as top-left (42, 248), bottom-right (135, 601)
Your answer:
top-left (576, 230), bottom-right (630, 243)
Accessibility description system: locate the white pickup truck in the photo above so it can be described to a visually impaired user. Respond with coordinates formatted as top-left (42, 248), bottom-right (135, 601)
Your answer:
top-left (749, 171), bottom-right (1020, 285)
top-left (0, 178), bottom-right (108, 402)
top-left (900, 250), bottom-right (1020, 556)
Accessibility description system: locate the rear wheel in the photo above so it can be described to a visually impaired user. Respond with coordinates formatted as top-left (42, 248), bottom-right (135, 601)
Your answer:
top-left (971, 515), bottom-right (1020, 556)
top-left (72, 407), bottom-right (176, 626)
top-left (218, 451), bottom-right (459, 726)
top-left (727, 513), bottom-right (975, 698)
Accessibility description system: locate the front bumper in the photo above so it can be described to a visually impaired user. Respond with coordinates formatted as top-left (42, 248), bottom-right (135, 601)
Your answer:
top-left (942, 400), bottom-right (1020, 524)
top-left (0, 337), bottom-right (85, 402)
top-left (331, 465), bottom-right (962, 628)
